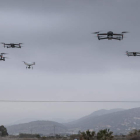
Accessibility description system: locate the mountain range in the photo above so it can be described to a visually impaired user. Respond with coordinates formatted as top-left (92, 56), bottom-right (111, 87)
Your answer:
top-left (6, 108), bottom-right (140, 135)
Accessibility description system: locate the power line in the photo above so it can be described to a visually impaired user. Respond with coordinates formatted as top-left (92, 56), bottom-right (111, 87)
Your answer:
top-left (0, 100), bottom-right (140, 103)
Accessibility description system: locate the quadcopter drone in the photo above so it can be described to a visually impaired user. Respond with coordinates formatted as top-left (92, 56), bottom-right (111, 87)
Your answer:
top-left (93, 31), bottom-right (128, 40)
top-left (1, 43), bottom-right (23, 48)
top-left (126, 51), bottom-right (140, 56)
top-left (0, 53), bottom-right (8, 61)
top-left (23, 61), bottom-right (35, 69)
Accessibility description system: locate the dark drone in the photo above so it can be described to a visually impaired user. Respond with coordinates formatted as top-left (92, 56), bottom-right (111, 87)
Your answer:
top-left (93, 31), bottom-right (128, 40)
top-left (1, 43), bottom-right (23, 48)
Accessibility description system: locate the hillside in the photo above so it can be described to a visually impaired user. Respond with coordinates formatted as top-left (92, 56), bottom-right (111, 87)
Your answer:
top-left (7, 120), bottom-right (67, 135)
top-left (7, 108), bottom-right (140, 135)
top-left (66, 107), bottom-right (140, 134)
top-left (68, 108), bottom-right (124, 125)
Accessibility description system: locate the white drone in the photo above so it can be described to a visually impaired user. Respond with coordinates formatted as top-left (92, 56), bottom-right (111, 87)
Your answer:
top-left (0, 53), bottom-right (8, 61)
top-left (23, 61), bottom-right (35, 69)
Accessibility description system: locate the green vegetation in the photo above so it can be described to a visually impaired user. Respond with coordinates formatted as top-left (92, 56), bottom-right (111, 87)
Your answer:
top-left (79, 129), bottom-right (140, 140)
top-left (1, 128), bottom-right (140, 140)
top-left (97, 129), bottom-right (114, 140)
top-left (80, 129), bottom-right (113, 140)
top-left (0, 125), bottom-right (8, 136)
top-left (19, 133), bottom-right (41, 138)
top-left (81, 130), bottom-right (96, 140)
top-left (128, 129), bottom-right (140, 137)
top-left (128, 129), bottom-right (140, 140)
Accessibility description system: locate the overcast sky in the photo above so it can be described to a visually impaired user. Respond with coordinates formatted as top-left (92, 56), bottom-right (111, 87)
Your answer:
top-left (0, 0), bottom-right (140, 125)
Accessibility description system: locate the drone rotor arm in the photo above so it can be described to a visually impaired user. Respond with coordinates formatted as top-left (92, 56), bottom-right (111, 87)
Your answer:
top-left (98, 37), bottom-right (108, 40)
top-left (112, 37), bottom-right (121, 40)
top-left (5, 44), bottom-right (11, 45)
top-left (113, 34), bottom-right (122, 36)
top-left (122, 31), bottom-right (129, 34)
top-left (98, 33), bottom-right (107, 35)
top-left (1, 53), bottom-right (6, 54)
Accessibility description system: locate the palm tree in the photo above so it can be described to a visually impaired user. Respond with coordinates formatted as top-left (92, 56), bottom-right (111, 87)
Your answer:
top-left (81, 130), bottom-right (96, 140)
top-left (97, 129), bottom-right (114, 140)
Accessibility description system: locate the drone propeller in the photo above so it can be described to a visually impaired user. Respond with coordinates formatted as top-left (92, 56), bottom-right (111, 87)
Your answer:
top-left (1, 53), bottom-right (8, 55)
top-left (122, 31), bottom-right (129, 33)
top-left (98, 36), bottom-right (105, 37)
top-left (125, 51), bottom-right (129, 55)
top-left (92, 31), bottom-right (101, 34)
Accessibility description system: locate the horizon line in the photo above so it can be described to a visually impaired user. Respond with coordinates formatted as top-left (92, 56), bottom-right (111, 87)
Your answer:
top-left (0, 100), bottom-right (140, 103)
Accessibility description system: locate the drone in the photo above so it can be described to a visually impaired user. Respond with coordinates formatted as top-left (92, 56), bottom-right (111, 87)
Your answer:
top-left (23, 61), bottom-right (35, 69)
top-left (93, 31), bottom-right (128, 40)
top-left (126, 51), bottom-right (140, 57)
top-left (1, 43), bottom-right (23, 48)
top-left (0, 53), bottom-right (8, 61)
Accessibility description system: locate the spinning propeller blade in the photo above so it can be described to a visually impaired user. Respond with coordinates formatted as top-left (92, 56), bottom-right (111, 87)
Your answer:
top-left (122, 31), bottom-right (129, 33)
top-left (1, 53), bottom-right (8, 55)
top-left (92, 31), bottom-right (101, 34)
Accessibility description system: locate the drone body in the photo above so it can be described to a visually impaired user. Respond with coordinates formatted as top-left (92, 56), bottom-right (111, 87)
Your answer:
top-left (1, 43), bottom-right (23, 48)
top-left (23, 61), bottom-right (35, 69)
top-left (126, 51), bottom-right (140, 56)
top-left (93, 31), bottom-right (128, 40)
top-left (0, 53), bottom-right (8, 61)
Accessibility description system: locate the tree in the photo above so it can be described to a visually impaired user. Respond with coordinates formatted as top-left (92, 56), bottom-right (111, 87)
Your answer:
top-left (128, 129), bottom-right (140, 140)
top-left (128, 129), bottom-right (140, 137)
top-left (0, 125), bottom-right (8, 136)
top-left (36, 134), bottom-right (41, 138)
top-left (81, 130), bottom-right (96, 140)
top-left (97, 129), bottom-right (114, 140)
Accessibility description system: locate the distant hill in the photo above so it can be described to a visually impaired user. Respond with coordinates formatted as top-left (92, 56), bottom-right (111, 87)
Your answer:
top-left (7, 120), bottom-right (67, 135)
top-left (65, 108), bottom-right (140, 134)
top-left (7, 118), bottom-right (38, 126)
top-left (7, 108), bottom-right (140, 135)
top-left (68, 108), bottom-right (125, 125)
top-left (8, 118), bottom-right (75, 126)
